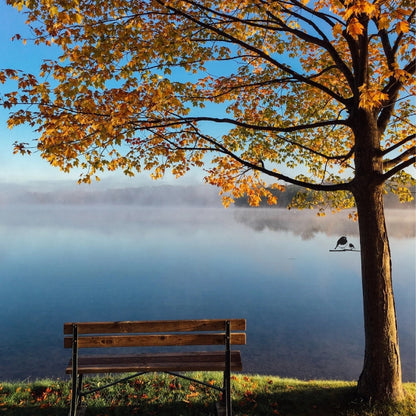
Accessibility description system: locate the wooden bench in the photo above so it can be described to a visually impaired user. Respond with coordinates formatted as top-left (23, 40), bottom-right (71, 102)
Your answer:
top-left (64, 319), bottom-right (246, 416)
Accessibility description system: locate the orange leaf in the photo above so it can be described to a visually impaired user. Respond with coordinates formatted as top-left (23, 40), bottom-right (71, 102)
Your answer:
top-left (395, 21), bottom-right (409, 34)
top-left (347, 18), bottom-right (364, 39)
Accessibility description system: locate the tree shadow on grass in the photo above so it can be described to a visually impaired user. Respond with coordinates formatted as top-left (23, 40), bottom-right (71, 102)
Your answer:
top-left (1, 386), bottom-right (358, 416)
top-left (9, 384), bottom-right (415, 416)
top-left (1, 402), bottom-right (218, 416)
top-left (245, 385), bottom-right (358, 416)
top-left (85, 402), bottom-right (218, 416)
top-left (0, 407), bottom-right (68, 416)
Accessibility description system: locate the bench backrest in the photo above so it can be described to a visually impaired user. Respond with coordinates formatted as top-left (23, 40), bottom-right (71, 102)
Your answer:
top-left (64, 319), bottom-right (246, 349)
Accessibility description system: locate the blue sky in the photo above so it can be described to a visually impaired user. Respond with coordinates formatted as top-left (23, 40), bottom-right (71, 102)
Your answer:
top-left (0, 2), bottom-right (201, 188)
top-left (0, 2), bottom-right (111, 187)
top-left (0, 2), bottom-right (60, 184)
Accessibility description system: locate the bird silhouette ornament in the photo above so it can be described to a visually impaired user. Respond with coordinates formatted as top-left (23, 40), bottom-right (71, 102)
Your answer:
top-left (334, 236), bottom-right (348, 249)
top-left (331, 236), bottom-right (359, 252)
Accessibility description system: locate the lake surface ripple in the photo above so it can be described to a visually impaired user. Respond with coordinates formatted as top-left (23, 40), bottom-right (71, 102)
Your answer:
top-left (0, 205), bottom-right (414, 382)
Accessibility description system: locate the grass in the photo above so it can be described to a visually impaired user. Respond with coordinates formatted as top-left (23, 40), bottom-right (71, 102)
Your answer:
top-left (0, 373), bottom-right (414, 416)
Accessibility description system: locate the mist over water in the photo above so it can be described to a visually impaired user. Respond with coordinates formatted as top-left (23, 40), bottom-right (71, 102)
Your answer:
top-left (0, 196), bottom-right (414, 382)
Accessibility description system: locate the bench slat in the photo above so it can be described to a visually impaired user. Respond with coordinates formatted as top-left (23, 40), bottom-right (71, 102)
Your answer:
top-left (66, 351), bottom-right (243, 374)
top-left (63, 319), bottom-right (246, 335)
top-left (64, 333), bottom-right (246, 348)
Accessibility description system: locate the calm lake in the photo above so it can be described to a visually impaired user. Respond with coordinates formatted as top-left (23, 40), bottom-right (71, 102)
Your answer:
top-left (0, 202), bottom-right (414, 382)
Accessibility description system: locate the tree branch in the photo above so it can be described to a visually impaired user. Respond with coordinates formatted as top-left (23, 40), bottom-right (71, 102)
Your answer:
top-left (185, 126), bottom-right (352, 192)
top-left (383, 146), bottom-right (416, 171)
top-left (377, 58), bottom-right (415, 135)
top-left (381, 156), bottom-right (416, 182)
top-left (176, 115), bottom-right (349, 134)
top-left (380, 134), bottom-right (416, 156)
top-left (263, 1), bottom-right (355, 90)
top-left (391, 8), bottom-right (416, 56)
top-left (166, 111), bottom-right (354, 163)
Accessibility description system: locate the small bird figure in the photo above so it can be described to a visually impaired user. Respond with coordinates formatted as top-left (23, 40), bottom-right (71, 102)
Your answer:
top-left (349, 243), bottom-right (355, 250)
top-left (334, 236), bottom-right (348, 249)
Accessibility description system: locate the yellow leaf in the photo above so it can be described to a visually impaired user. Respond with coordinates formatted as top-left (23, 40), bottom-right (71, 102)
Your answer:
top-left (15, 1), bottom-right (24, 12)
top-left (332, 23), bottom-right (343, 37)
top-left (347, 18), bottom-right (364, 40)
top-left (360, 1), bottom-right (377, 17)
top-left (222, 195), bottom-right (233, 208)
top-left (49, 6), bottom-right (59, 17)
top-left (359, 84), bottom-right (389, 110)
top-left (395, 21), bottom-right (409, 34)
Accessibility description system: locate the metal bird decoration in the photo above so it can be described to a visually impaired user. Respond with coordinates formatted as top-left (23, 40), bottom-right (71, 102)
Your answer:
top-left (334, 236), bottom-right (348, 249)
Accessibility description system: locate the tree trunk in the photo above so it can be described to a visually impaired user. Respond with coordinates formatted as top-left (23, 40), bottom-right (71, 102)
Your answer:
top-left (354, 184), bottom-right (404, 401)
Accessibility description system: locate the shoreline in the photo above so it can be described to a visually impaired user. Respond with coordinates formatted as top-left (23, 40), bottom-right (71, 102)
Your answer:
top-left (1, 373), bottom-right (415, 416)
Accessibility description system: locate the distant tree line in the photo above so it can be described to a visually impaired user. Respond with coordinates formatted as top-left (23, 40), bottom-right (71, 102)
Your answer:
top-left (1, 185), bottom-right (222, 206)
top-left (234, 185), bottom-right (416, 209)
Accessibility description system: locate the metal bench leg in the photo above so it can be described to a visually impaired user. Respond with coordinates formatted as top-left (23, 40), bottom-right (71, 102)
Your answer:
top-left (224, 374), bottom-right (231, 416)
top-left (69, 324), bottom-right (79, 416)
top-left (224, 320), bottom-right (232, 416)
top-left (69, 374), bottom-right (84, 416)
top-left (69, 375), bottom-right (78, 416)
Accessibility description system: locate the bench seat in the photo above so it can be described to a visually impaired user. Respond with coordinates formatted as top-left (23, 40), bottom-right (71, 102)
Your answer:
top-left (66, 351), bottom-right (243, 374)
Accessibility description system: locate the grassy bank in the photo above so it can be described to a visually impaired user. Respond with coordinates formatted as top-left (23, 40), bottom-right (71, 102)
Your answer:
top-left (0, 373), bottom-right (414, 416)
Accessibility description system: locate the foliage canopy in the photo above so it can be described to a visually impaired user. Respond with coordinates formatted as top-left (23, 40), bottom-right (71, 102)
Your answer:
top-left (1, 0), bottom-right (415, 208)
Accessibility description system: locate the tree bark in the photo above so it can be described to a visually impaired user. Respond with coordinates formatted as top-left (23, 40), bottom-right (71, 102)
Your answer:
top-left (354, 184), bottom-right (404, 401)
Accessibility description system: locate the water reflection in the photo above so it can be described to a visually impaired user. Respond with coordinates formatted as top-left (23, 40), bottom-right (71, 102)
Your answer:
top-left (0, 205), bottom-right (414, 382)
top-left (234, 208), bottom-right (415, 240)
